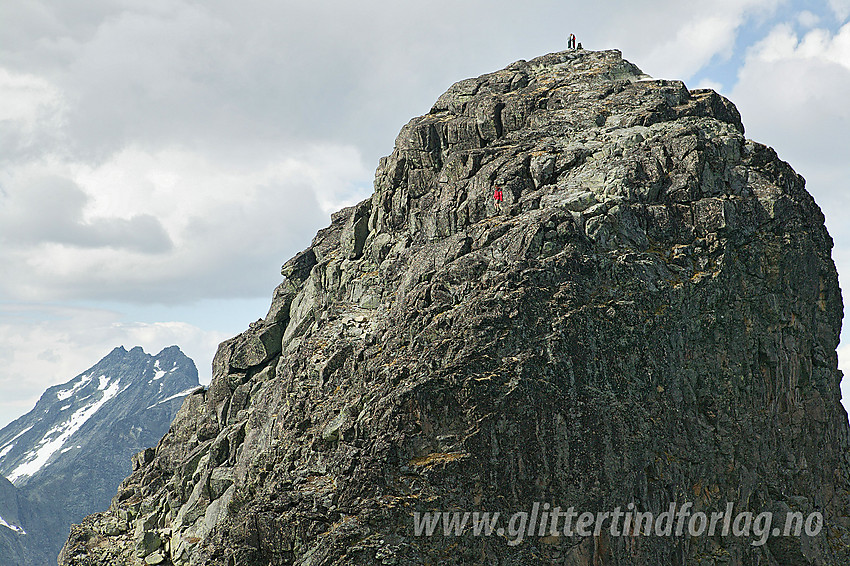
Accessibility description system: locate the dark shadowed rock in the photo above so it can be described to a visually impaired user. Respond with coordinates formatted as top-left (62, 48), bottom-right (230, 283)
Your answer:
top-left (60, 49), bottom-right (849, 566)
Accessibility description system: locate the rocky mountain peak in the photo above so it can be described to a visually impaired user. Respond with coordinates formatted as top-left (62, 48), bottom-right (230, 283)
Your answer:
top-left (61, 50), bottom-right (847, 566)
top-left (0, 345), bottom-right (199, 565)
top-left (367, 49), bottom-right (743, 238)
top-left (0, 345), bottom-right (198, 486)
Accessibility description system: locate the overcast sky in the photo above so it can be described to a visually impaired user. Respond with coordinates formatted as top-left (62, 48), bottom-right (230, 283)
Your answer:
top-left (1, 0), bottom-right (848, 428)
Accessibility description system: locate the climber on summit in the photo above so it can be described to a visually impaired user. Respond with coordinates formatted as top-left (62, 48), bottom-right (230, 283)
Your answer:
top-left (568, 34), bottom-right (576, 49)
top-left (493, 186), bottom-right (503, 211)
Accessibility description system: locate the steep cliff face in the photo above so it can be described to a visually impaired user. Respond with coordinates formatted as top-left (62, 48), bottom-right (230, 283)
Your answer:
top-left (60, 49), bottom-right (848, 566)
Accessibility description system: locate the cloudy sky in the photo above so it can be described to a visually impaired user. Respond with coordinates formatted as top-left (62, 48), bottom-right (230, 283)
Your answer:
top-left (1, 0), bottom-right (848, 428)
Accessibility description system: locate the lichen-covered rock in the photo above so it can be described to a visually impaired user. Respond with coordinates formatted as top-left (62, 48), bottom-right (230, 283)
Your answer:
top-left (60, 49), bottom-right (849, 566)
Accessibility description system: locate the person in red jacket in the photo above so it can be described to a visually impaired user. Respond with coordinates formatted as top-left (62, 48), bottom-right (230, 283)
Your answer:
top-left (568, 34), bottom-right (576, 49)
top-left (493, 186), bottom-right (503, 211)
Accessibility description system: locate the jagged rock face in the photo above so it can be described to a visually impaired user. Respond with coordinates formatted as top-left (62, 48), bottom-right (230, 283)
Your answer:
top-left (0, 345), bottom-right (199, 565)
top-left (60, 49), bottom-right (848, 566)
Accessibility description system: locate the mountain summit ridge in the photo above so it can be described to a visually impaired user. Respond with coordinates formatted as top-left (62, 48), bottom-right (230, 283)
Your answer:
top-left (63, 49), bottom-right (848, 565)
top-left (0, 345), bottom-right (198, 487)
top-left (0, 345), bottom-right (199, 565)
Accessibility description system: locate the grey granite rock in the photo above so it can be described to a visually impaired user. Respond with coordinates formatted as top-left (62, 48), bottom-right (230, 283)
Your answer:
top-left (60, 49), bottom-right (849, 566)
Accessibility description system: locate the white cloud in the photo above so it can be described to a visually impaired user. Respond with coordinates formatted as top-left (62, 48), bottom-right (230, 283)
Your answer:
top-left (0, 68), bottom-right (62, 126)
top-left (0, 0), bottom-right (795, 308)
top-left (0, 144), bottom-right (369, 303)
top-left (0, 173), bottom-right (172, 253)
top-left (731, 22), bottom-right (850, 172)
top-left (653, 15), bottom-right (743, 77)
top-left (797, 10), bottom-right (821, 29)
top-left (0, 67), bottom-right (66, 160)
top-left (599, 0), bottom-right (781, 80)
top-left (830, 0), bottom-right (850, 22)
top-left (749, 21), bottom-right (850, 69)
top-left (0, 0), bottom-right (789, 161)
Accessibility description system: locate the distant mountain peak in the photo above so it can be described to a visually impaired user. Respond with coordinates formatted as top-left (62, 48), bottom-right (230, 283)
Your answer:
top-left (0, 345), bottom-right (197, 486)
top-left (0, 345), bottom-right (200, 564)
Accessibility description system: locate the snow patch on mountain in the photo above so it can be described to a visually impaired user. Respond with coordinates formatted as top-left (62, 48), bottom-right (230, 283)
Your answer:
top-left (0, 444), bottom-right (13, 459)
top-left (0, 515), bottom-right (26, 535)
top-left (56, 374), bottom-right (92, 401)
top-left (150, 359), bottom-right (170, 382)
top-left (1, 425), bottom-right (33, 447)
top-left (7, 380), bottom-right (121, 484)
top-left (0, 425), bottom-right (34, 462)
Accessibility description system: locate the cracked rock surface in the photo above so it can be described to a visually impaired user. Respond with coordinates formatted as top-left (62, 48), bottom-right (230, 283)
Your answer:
top-left (60, 49), bottom-right (849, 566)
